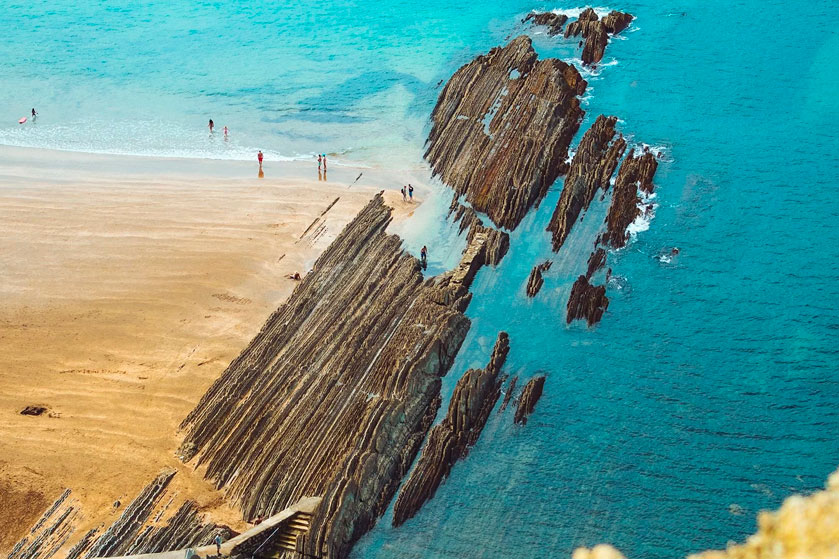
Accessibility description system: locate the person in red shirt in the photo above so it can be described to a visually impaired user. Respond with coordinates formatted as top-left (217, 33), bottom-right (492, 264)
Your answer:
top-left (257, 150), bottom-right (264, 166)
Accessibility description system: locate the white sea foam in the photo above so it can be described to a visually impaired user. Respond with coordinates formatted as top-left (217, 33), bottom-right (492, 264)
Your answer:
top-left (548, 6), bottom-right (613, 19)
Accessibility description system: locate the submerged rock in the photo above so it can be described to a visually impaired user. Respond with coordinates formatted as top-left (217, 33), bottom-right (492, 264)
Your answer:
top-left (392, 332), bottom-right (510, 526)
top-left (567, 275), bottom-right (609, 326)
top-left (523, 11), bottom-right (569, 36)
top-left (547, 115), bottom-right (625, 252)
top-left (565, 8), bottom-right (634, 65)
top-left (426, 35), bottom-right (587, 230)
top-left (514, 375), bottom-right (545, 425)
top-left (526, 260), bottom-right (553, 297)
top-left (601, 149), bottom-right (658, 249)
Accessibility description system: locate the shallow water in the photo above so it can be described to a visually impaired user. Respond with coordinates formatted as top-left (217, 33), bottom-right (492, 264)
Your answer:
top-left (3, 2), bottom-right (839, 558)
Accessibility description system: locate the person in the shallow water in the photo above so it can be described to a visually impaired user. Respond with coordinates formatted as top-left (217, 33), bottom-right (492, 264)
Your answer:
top-left (31, 108), bottom-right (37, 120)
top-left (223, 125), bottom-right (228, 139)
top-left (208, 119), bottom-right (214, 133)
top-left (257, 150), bottom-right (263, 166)
top-left (420, 245), bottom-right (428, 269)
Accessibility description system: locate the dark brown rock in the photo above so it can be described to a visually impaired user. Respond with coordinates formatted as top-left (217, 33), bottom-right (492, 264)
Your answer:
top-left (601, 149), bottom-right (658, 248)
top-left (565, 8), bottom-right (634, 65)
top-left (499, 375), bottom-right (518, 413)
top-left (566, 275), bottom-right (609, 326)
top-left (526, 260), bottom-right (553, 297)
top-left (426, 35), bottom-right (587, 230)
top-left (514, 376), bottom-right (546, 425)
top-left (546, 115), bottom-right (625, 252)
top-left (19, 405), bottom-right (48, 416)
top-left (523, 12), bottom-right (569, 36)
top-left (392, 332), bottom-right (510, 526)
top-left (585, 248), bottom-right (607, 279)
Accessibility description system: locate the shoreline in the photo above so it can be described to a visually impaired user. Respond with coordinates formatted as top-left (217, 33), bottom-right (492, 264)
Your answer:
top-left (0, 146), bottom-right (426, 552)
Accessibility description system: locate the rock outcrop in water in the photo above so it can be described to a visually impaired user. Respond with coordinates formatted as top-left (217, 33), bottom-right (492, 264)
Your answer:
top-left (174, 193), bottom-right (506, 559)
top-left (514, 376), bottom-right (546, 425)
top-left (523, 12), bottom-right (569, 36)
top-left (547, 115), bottom-right (625, 252)
top-left (567, 275), bottom-right (609, 326)
top-left (392, 332), bottom-right (510, 527)
top-left (564, 8), bottom-right (634, 66)
top-left (601, 149), bottom-right (658, 249)
top-left (585, 247), bottom-right (607, 279)
top-left (526, 260), bottom-right (553, 297)
top-left (426, 35), bottom-right (587, 230)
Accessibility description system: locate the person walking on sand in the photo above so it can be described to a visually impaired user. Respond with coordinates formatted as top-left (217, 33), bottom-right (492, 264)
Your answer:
top-left (257, 150), bottom-right (264, 167)
top-left (408, 184), bottom-right (414, 202)
top-left (214, 533), bottom-right (223, 556)
top-left (401, 186), bottom-right (406, 201)
top-left (208, 119), bottom-right (214, 134)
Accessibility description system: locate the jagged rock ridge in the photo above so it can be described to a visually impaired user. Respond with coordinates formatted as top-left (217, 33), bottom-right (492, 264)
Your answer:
top-left (514, 376), bottom-right (546, 425)
top-left (547, 115), bottom-right (625, 252)
top-left (526, 260), bottom-right (553, 297)
top-left (177, 193), bottom-right (507, 559)
top-left (426, 35), bottom-right (587, 230)
top-left (564, 8), bottom-right (634, 65)
top-left (601, 149), bottom-right (658, 249)
top-left (392, 332), bottom-right (510, 526)
top-left (567, 275), bottom-right (609, 326)
top-left (522, 12), bottom-right (568, 36)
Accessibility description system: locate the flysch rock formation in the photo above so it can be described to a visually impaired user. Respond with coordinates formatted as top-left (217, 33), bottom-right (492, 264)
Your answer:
top-left (573, 467), bottom-right (839, 559)
top-left (526, 260), bottom-right (553, 297)
top-left (585, 247), bottom-right (607, 279)
top-left (522, 11), bottom-right (569, 36)
top-left (426, 35), bottom-right (587, 230)
top-left (567, 275), bottom-right (609, 326)
top-left (392, 332), bottom-right (510, 527)
top-left (499, 375), bottom-right (518, 413)
top-left (601, 149), bottom-right (658, 249)
top-left (175, 193), bottom-right (508, 559)
top-left (564, 8), bottom-right (634, 66)
top-left (547, 115), bottom-right (625, 252)
top-left (514, 375), bottom-right (546, 425)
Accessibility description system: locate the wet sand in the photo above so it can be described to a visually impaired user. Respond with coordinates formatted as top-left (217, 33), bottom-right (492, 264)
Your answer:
top-left (0, 146), bottom-right (421, 552)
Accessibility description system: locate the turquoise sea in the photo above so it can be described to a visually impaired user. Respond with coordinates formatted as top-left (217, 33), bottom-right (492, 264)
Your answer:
top-left (2, 1), bottom-right (838, 558)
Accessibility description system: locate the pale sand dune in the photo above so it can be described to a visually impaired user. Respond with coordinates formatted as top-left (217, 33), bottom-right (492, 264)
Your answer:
top-left (0, 147), bottom-right (421, 552)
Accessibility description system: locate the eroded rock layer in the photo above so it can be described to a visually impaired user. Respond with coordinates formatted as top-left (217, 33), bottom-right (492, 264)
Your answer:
top-left (585, 248), bottom-right (607, 279)
top-left (523, 12), bottom-right (569, 36)
top-left (526, 260), bottom-right (553, 297)
top-left (547, 115), bottom-right (625, 252)
top-left (392, 332), bottom-right (510, 526)
top-left (177, 193), bottom-right (504, 559)
top-left (514, 376), bottom-right (546, 425)
top-left (601, 149), bottom-right (658, 249)
top-left (426, 35), bottom-right (587, 230)
top-left (564, 8), bottom-right (634, 65)
top-left (567, 275), bottom-right (609, 326)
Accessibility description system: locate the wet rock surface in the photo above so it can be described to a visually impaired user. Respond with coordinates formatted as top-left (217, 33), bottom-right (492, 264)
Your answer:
top-left (601, 149), bottom-right (658, 249)
top-left (585, 248), bottom-right (607, 279)
top-left (176, 193), bottom-right (505, 559)
top-left (392, 332), bottom-right (510, 526)
top-left (547, 115), bottom-right (625, 252)
top-left (567, 275), bottom-right (609, 326)
top-left (426, 35), bottom-right (587, 230)
top-left (526, 260), bottom-right (553, 297)
top-left (514, 376), bottom-right (546, 425)
top-left (564, 8), bottom-right (634, 65)
top-left (523, 12), bottom-right (569, 36)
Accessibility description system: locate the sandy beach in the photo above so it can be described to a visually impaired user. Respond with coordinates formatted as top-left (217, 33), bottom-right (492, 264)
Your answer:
top-left (0, 146), bottom-right (420, 552)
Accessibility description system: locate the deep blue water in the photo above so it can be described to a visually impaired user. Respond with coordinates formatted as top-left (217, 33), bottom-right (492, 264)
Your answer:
top-left (3, 2), bottom-right (838, 558)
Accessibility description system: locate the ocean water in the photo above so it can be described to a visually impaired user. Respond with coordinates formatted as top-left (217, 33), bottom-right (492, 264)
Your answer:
top-left (3, 1), bottom-right (839, 558)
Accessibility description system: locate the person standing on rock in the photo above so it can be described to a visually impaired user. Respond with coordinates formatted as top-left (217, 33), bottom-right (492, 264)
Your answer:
top-left (214, 533), bottom-right (223, 556)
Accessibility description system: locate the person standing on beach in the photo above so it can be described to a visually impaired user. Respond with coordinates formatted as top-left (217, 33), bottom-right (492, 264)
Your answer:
top-left (408, 184), bottom-right (414, 202)
top-left (322, 154), bottom-right (327, 172)
top-left (257, 150), bottom-right (264, 167)
top-left (208, 119), bottom-right (214, 134)
top-left (401, 186), bottom-right (406, 201)
top-left (318, 154), bottom-right (322, 171)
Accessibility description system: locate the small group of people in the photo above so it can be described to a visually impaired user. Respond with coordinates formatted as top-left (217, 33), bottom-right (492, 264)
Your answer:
top-left (400, 184), bottom-right (414, 202)
top-left (208, 119), bottom-right (229, 140)
top-left (317, 153), bottom-right (328, 180)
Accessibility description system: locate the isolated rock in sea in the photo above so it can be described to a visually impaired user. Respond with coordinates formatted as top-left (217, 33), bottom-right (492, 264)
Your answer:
top-left (565, 8), bottom-right (634, 65)
top-left (526, 260), bottom-right (553, 297)
top-left (585, 248), bottom-right (607, 279)
top-left (499, 375), bottom-right (518, 412)
top-left (426, 35), bottom-right (587, 230)
top-left (514, 375), bottom-right (546, 425)
top-left (547, 115), bottom-right (625, 251)
top-left (567, 275), bottom-right (609, 326)
top-left (392, 332), bottom-right (510, 526)
top-left (601, 149), bottom-right (658, 249)
top-left (176, 193), bottom-right (505, 559)
top-left (523, 11), bottom-right (569, 36)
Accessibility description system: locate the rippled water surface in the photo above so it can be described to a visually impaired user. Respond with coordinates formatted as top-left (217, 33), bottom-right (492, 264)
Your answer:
top-left (3, 1), bottom-right (838, 558)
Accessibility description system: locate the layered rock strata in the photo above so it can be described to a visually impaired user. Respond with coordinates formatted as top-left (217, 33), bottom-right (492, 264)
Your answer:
top-left (426, 35), bottom-right (587, 230)
top-left (177, 193), bottom-right (506, 559)
top-left (547, 115), bottom-right (625, 252)
top-left (523, 12), bottom-right (569, 36)
top-left (564, 8), bottom-right (634, 65)
top-left (450, 201), bottom-right (511, 267)
top-left (601, 149), bottom-right (658, 249)
top-left (526, 260), bottom-right (553, 297)
top-left (514, 376), bottom-right (546, 425)
top-left (567, 276), bottom-right (609, 326)
top-left (585, 248), bottom-right (607, 279)
top-left (499, 375), bottom-right (518, 413)
top-left (392, 332), bottom-right (510, 526)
